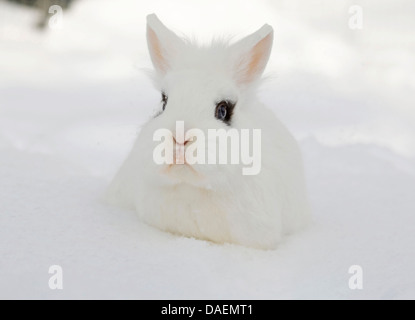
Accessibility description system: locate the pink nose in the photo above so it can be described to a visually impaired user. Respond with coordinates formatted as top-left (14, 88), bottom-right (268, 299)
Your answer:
top-left (173, 136), bottom-right (191, 146)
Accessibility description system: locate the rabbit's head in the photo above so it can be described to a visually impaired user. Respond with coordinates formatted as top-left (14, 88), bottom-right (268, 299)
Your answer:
top-left (139, 14), bottom-right (274, 188)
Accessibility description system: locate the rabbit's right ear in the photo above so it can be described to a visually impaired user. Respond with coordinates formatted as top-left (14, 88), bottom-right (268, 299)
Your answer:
top-left (146, 14), bottom-right (183, 75)
top-left (230, 24), bottom-right (273, 85)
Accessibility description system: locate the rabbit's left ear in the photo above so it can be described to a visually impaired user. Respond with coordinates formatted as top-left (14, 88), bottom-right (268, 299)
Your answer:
top-left (231, 24), bottom-right (273, 85)
top-left (146, 14), bottom-right (184, 75)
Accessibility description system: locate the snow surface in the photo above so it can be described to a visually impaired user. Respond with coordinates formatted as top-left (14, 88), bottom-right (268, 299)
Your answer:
top-left (1, 0), bottom-right (414, 299)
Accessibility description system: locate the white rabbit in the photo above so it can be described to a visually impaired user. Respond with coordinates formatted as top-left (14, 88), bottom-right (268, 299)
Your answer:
top-left (107, 14), bottom-right (310, 249)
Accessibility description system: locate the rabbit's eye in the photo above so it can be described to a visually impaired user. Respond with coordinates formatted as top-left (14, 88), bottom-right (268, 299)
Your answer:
top-left (218, 104), bottom-right (227, 119)
top-left (161, 92), bottom-right (168, 110)
top-left (215, 100), bottom-right (235, 124)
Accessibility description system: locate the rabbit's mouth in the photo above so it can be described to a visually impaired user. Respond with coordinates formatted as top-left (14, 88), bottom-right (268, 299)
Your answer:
top-left (160, 162), bottom-right (205, 184)
top-left (163, 162), bottom-right (198, 174)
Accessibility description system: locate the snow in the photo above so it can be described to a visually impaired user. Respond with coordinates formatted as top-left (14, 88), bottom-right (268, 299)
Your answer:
top-left (1, 0), bottom-right (414, 299)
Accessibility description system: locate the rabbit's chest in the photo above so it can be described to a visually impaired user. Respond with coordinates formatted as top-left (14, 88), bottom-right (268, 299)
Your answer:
top-left (158, 184), bottom-right (233, 244)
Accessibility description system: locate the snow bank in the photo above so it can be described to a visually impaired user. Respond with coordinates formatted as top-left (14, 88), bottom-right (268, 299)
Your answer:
top-left (1, 0), bottom-right (414, 299)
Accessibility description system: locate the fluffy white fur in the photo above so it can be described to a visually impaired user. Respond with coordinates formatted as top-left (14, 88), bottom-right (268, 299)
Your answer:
top-left (107, 14), bottom-right (310, 249)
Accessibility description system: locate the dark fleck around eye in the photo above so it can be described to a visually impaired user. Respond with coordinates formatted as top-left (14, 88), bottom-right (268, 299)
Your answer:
top-left (215, 100), bottom-right (235, 124)
top-left (161, 92), bottom-right (168, 110)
